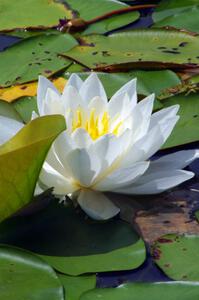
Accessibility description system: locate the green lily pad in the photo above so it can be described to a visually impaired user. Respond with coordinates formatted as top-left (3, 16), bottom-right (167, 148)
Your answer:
top-left (0, 201), bottom-right (146, 275)
top-left (195, 210), bottom-right (199, 223)
top-left (63, 29), bottom-right (199, 70)
top-left (153, 0), bottom-right (199, 23)
top-left (153, 6), bottom-right (199, 34)
top-left (13, 96), bottom-right (38, 123)
top-left (65, 70), bottom-right (181, 98)
top-left (151, 234), bottom-right (199, 281)
top-left (0, 33), bottom-right (77, 87)
top-left (0, 115), bottom-right (66, 222)
top-left (0, 0), bottom-right (72, 31)
top-left (161, 93), bottom-right (199, 148)
top-left (80, 281), bottom-right (199, 300)
top-left (0, 245), bottom-right (64, 300)
top-left (82, 11), bottom-right (139, 35)
top-left (0, 100), bottom-right (22, 122)
top-left (58, 274), bottom-right (96, 300)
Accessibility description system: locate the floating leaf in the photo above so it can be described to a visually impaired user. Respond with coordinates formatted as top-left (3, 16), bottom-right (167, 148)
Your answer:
top-left (153, 6), bottom-right (199, 34)
top-left (0, 115), bottom-right (66, 222)
top-left (63, 30), bottom-right (199, 71)
top-left (80, 281), bottom-right (199, 300)
top-left (0, 33), bottom-right (77, 87)
top-left (58, 274), bottom-right (96, 300)
top-left (13, 96), bottom-right (37, 123)
top-left (0, 0), bottom-right (72, 31)
top-left (82, 11), bottom-right (139, 35)
top-left (0, 201), bottom-right (146, 275)
top-left (153, 0), bottom-right (199, 23)
top-left (151, 234), bottom-right (199, 281)
top-left (0, 77), bottom-right (67, 102)
top-left (0, 100), bottom-right (22, 121)
top-left (0, 245), bottom-right (64, 300)
top-left (64, 70), bottom-right (181, 98)
top-left (161, 93), bottom-right (199, 148)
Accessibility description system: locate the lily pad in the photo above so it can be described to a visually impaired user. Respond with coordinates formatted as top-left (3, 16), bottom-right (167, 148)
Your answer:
top-left (0, 245), bottom-right (64, 300)
top-left (58, 274), bottom-right (96, 300)
top-left (153, 6), bottom-right (199, 34)
top-left (0, 33), bottom-right (77, 87)
top-left (65, 70), bottom-right (181, 98)
top-left (151, 234), bottom-right (199, 281)
top-left (0, 0), bottom-right (72, 31)
top-left (80, 281), bottom-right (199, 300)
top-left (13, 96), bottom-right (38, 123)
top-left (0, 115), bottom-right (66, 222)
top-left (153, 0), bottom-right (199, 23)
top-left (161, 93), bottom-right (199, 148)
top-left (0, 100), bottom-right (22, 121)
top-left (0, 77), bottom-right (67, 102)
top-left (63, 29), bottom-right (199, 71)
top-left (0, 201), bottom-right (146, 275)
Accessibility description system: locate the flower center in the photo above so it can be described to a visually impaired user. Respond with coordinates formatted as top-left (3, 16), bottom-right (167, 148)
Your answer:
top-left (71, 108), bottom-right (122, 140)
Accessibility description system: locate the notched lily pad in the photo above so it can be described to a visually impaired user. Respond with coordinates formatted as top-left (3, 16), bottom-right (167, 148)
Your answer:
top-left (0, 201), bottom-right (146, 275)
top-left (0, 0), bottom-right (72, 32)
top-left (63, 29), bottom-right (199, 71)
top-left (0, 33), bottom-right (77, 87)
top-left (80, 281), bottom-right (199, 300)
top-left (151, 234), bottom-right (199, 281)
top-left (0, 244), bottom-right (64, 300)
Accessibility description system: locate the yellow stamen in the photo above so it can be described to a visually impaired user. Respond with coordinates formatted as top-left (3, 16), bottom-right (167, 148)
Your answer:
top-left (71, 107), bottom-right (123, 140)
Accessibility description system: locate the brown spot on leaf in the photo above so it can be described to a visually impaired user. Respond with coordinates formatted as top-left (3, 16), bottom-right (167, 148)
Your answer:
top-left (157, 238), bottom-right (173, 244)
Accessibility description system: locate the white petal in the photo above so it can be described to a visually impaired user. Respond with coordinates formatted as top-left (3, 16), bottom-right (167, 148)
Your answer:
top-left (0, 116), bottom-right (23, 145)
top-left (67, 73), bottom-right (83, 90)
top-left (133, 116), bottom-right (179, 160)
top-left (40, 163), bottom-right (77, 195)
top-left (34, 183), bottom-right (44, 196)
top-left (61, 85), bottom-right (83, 111)
top-left (80, 73), bottom-right (107, 103)
top-left (43, 88), bottom-right (63, 115)
top-left (94, 161), bottom-right (150, 191)
top-left (31, 111), bottom-right (39, 120)
top-left (71, 128), bottom-right (92, 148)
top-left (117, 170), bottom-right (194, 195)
top-left (88, 96), bottom-right (107, 115)
top-left (149, 105), bottom-right (179, 130)
top-left (150, 150), bottom-right (199, 172)
top-left (65, 149), bottom-right (101, 186)
top-left (77, 190), bottom-right (120, 220)
top-left (130, 94), bottom-right (155, 142)
top-left (108, 78), bottom-right (137, 118)
top-left (37, 76), bottom-right (60, 115)
top-left (45, 145), bottom-right (68, 177)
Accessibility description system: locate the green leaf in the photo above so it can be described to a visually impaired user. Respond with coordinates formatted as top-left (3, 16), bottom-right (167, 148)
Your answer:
top-left (0, 115), bottom-right (66, 222)
top-left (66, 0), bottom-right (128, 21)
top-left (13, 96), bottom-right (38, 123)
top-left (153, 6), bottom-right (199, 34)
top-left (0, 33), bottom-right (77, 87)
top-left (151, 234), bottom-right (199, 281)
top-left (153, 0), bottom-right (199, 23)
top-left (161, 93), bottom-right (199, 148)
top-left (82, 11), bottom-right (139, 35)
top-left (0, 0), bottom-right (72, 31)
top-left (63, 30), bottom-right (199, 70)
top-left (195, 210), bottom-right (199, 223)
top-left (80, 281), bottom-right (199, 300)
top-left (64, 70), bottom-right (181, 98)
top-left (0, 100), bottom-right (22, 122)
top-left (0, 245), bottom-right (64, 300)
top-left (0, 201), bottom-right (146, 275)
top-left (58, 274), bottom-right (96, 300)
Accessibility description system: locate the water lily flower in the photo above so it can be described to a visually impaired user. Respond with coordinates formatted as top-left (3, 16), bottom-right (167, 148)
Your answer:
top-left (0, 73), bottom-right (198, 220)
top-left (36, 73), bottom-right (199, 220)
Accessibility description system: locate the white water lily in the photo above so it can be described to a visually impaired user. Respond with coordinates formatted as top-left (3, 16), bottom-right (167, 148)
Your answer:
top-left (0, 73), bottom-right (198, 220)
